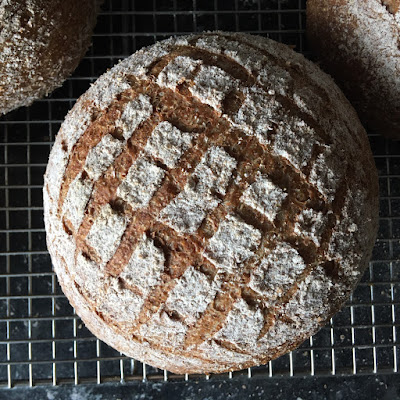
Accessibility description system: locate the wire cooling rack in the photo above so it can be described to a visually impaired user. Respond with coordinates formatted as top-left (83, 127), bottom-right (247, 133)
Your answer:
top-left (0, 0), bottom-right (399, 389)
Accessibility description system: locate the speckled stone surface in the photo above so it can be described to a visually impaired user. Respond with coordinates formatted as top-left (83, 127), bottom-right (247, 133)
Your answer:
top-left (1, 375), bottom-right (399, 400)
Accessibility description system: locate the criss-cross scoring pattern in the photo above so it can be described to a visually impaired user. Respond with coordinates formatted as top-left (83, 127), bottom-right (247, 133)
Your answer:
top-left (44, 32), bottom-right (378, 374)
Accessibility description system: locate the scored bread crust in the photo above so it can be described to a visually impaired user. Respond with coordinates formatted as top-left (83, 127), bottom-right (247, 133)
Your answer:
top-left (44, 32), bottom-right (379, 374)
top-left (307, 0), bottom-right (400, 139)
top-left (0, 0), bottom-right (102, 115)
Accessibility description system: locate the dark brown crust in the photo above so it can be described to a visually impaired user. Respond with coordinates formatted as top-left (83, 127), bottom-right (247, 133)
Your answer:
top-left (151, 43), bottom-right (335, 147)
top-left (60, 73), bottom-right (335, 352)
top-left (45, 32), bottom-right (379, 374)
top-left (57, 103), bottom-right (130, 217)
top-left (382, 0), bottom-right (400, 14)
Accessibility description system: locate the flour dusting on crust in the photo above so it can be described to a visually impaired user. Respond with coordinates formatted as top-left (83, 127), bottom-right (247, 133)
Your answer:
top-left (205, 214), bottom-right (262, 273)
top-left (159, 146), bottom-right (236, 233)
top-left (44, 32), bottom-right (378, 375)
top-left (157, 56), bottom-right (202, 90)
top-left (116, 94), bottom-right (153, 139)
top-left (190, 65), bottom-right (239, 111)
top-left (62, 172), bottom-right (93, 230)
top-left (99, 278), bottom-right (145, 323)
top-left (85, 135), bottom-right (124, 181)
top-left (145, 121), bottom-right (195, 168)
top-left (117, 157), bottom-right (165, 210)
top-left (249, 243), bottom-right (307, 304)
top-left (86, 204), bottom-right (127, 263)
top-left (120, 235), bottom-right (166, 296)
top-left (165, 267), bottom-right (219, 325)
top-left (294, 209), bottom-right (328, 247)
top-left (215, 299), bottom-right (264, 349)
top-left (241, 174), bottom-right (287, 222)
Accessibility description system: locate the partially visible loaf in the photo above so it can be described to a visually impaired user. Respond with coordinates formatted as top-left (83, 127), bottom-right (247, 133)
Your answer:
top-left (44, 32), bottom-right (379, 374)
top-left (0, 0), bottom-right (101, 115)
top-left (307, 0), bottom-right (400, 139)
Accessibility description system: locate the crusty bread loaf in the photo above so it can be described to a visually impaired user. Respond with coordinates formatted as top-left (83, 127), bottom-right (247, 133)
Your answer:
top-left (0, 0), bottom-right (101, 115)
top-left (43, 32), bottom-right (379, 374)
top-left (307, 0), bottom-right (400, 139)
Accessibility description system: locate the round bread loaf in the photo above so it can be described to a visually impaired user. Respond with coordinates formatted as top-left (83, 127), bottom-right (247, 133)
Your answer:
top-left (44, 32), bottom-right (379, 374)
top-left (307, 0), bottom-right (400, 139)
top-left (0, 0), bottom-right (101, 115)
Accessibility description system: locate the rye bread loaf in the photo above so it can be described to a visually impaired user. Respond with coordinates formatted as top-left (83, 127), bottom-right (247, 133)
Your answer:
top-left (307, 0), bottom-right (400, 139)
top-left (43, 32), bottom-right (379, 374)
top-left (0, 0), bottom-right (101, 115)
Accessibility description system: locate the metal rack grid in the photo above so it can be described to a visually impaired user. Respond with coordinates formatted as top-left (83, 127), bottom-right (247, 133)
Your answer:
top-left (0, 0), bottom-right (399, 389)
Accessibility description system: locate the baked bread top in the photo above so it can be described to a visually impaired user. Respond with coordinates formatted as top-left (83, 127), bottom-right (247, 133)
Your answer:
top-left (307, 0), bottom-right (400, 138)
top-left (0, 0), bottom-right (101, 115)
top-left (44, 32), bottom-right (379, 374)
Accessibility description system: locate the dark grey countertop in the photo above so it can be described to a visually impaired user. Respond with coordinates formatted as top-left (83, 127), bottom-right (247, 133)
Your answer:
top-left (1, 374), bottom-right (400, 400)
top-left (1, 1), bottom-right (400, 399)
